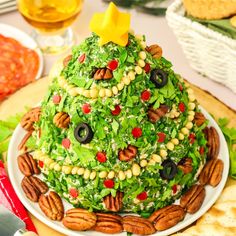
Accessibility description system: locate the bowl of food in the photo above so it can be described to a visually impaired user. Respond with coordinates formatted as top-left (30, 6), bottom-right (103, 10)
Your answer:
top-left (0, 23), bottom-right (43, 101)
top-left (8, 3), bottom-right (229, 236)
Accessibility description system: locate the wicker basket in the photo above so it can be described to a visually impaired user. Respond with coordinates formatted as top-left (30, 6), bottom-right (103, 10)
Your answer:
top-left (166, 0), bottom-right (236, 93)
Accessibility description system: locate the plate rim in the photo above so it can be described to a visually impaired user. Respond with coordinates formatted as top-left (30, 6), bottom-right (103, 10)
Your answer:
top-left (0, 23), bottom-right (43, 79)
top-left (7, 106), bottom-right (229, 236)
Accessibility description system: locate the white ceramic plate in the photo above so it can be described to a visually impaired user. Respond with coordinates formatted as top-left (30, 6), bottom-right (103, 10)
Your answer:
top-left (8, 107), bottom-right (229, 236)
top-left (0, 23), bottom-right (43, 79)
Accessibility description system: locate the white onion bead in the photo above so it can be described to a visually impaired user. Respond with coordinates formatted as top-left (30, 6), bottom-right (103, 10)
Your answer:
top-left (76, 87), bottom-right (84, 95)
top-left (33, 150), bottom-right (42, 160)
top-left (181, 127), bottom-right (189, 135)
top-left (160, 149), bottom-right (168, 158)
top-left (40, 155), bottom-right (47, 161)
top-left (105, 89), bottom-right (113, 97)
top-left (49, 162), bottom-right (56, 170)
top-left (125, 169), bottom-right (133, 179)
top-left (117, 82), bottom-right (124, 91)
top-left (138, 59), bottom-right (145, 68)
top-left (122, 76), bottom-right (131, 85)
top-left (140, 159), bottom-right (148, 167)
top-left (133, 198), bottom-right (140, 204)
top-left (187, 88), bottom-right (194, 94)
top-left (99, 171), bottom-right (107, 179)
top-left (174, 111), bottom-right (180, 117)
top-left (188, 110), bottom-right (195, 116)
top-left (140, 154), bottom-right (147, 159)
top-left (186, 122), bottom-right (193, 130)
top-left (118, 171), bottom-right (126, 180)
top-left (108, 171), bottom-right (115, 179)
top-left (128, 71), bottom-right (136, 81)
top-left (188, 103), bottom-right (196, 110)
top-left (148, 159), bottom-right (156, 165)
top-left (140, 41), bottom-right (146, 49)
top-left (62, 166), bottom-right (72, 174)
top-left (90, 88), bottom-right (98, 98)
top-left (83, 90), bottom-right (90, 98)
top-left (132, 163), bottom-right (141, 176)
top-left (189, 94), bottom-right (195, 102)
top-left (188, 115), bottom-right (194, 121)
top-left (83, 169), bottom-right (91, 179)
top-left (151, 154), bottom-right (162, 163)
top-left (171, 138), bottom-right (179, 145)
top-left (44, 158), bottom-right (53, 165)
top-left (178, 133), bottom-right (185, 140)
top-left (68, 87), bottom-right (78, 96)
top-left (139, 51), bottom-right (146, 60)
top-left (77, 167), bottom-right (85, 175)
top-left (90, 171), bottom-right (97, 180)
top-left (166, 142), bottom-right (174, 151)
top-left (135, 66), bottom-right (142, 75)
top-left (54, 164), bottom-right (61, 171)
top-left (71, 167), bottom-right (79, 175)
top-left (112, 86), bottom-right (118, 95)
top-left (99, 88), bottom-right (106, 98)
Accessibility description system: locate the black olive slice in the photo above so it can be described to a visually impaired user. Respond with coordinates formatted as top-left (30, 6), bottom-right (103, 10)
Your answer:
top-left (150, 69), bottom-right (168, 88)
top-left (74, 123), bottom-right (93, 144)
top-left (160, 160), bottom-right (177, 180)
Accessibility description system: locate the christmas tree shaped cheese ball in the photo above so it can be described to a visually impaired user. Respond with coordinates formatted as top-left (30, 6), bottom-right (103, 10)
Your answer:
top-left (32, 3), bottom-right (208, 214)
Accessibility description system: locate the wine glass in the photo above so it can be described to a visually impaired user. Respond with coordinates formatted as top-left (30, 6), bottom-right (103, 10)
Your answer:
top-left (17, 0), bottom-right (83, 54)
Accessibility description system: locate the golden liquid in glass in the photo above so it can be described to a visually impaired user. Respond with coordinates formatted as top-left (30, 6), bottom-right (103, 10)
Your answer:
top-left (18, 0), bottom-right (83, 33)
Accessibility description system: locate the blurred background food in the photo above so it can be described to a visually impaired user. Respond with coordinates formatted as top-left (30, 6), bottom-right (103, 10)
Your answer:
top-left (17, 0), bottom-right (83, 53)
top-left (183, 0), bottom-right (236, 20)
top-left (166, 0), bottom-right (236, 93)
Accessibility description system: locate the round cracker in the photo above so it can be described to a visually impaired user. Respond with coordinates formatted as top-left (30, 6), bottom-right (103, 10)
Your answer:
top-left (217, 185), bottom-right (236, 203)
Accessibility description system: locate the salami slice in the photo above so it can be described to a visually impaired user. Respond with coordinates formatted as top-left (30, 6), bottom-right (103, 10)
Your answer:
top-left (0, 34), bottom-right (39, 101)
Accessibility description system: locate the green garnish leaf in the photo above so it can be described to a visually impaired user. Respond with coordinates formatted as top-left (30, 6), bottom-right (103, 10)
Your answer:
top-left (111, 120), bottom-right (119, 134)
top-left (0, 112), bottom-right (23, 160)
top-left (218, 117), bottom-right (236, 179)
top-left (119, 49), bottom-right (128, 63)
top-left (73, 146), bottom-right (95, 165)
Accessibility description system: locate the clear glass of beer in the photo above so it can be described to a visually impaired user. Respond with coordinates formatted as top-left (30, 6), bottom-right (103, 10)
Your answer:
top-left (17, 0), bottom-right (83, 54)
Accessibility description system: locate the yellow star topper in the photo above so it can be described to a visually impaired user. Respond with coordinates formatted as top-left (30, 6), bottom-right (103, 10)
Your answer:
top-left (89, 2), bottom-right (131, 46)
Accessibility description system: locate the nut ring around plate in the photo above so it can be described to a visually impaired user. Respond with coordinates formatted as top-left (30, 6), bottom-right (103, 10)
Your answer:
top-left (74, 123), bottom-right (94, 144)
top-left (150, 69), bottom-right (168, 88)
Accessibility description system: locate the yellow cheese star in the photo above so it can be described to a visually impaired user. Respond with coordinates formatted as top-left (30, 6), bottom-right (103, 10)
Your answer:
top-left (89, 2), bottom-right (131, 46)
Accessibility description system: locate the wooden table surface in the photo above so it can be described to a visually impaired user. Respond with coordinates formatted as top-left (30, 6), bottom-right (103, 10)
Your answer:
top-left (0, 77), bottom-right (236, 236)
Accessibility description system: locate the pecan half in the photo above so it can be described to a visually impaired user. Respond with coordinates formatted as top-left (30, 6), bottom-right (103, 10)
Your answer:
top-left (103, 191), bottom-right (123, 212)
top-left (93, 68), bottom-right (113, 80)
top-left (21, 176), bottom-right (48, 202)
top-left (194, 112), bottom-right (206, 127)
top-left (146, 44), bottom-right (162, 59)
top-left (123, 215), bottom-right (156, 235)
top-left (21, 107), bottom-right (41, 131)
top-left (204, 126), bottom-right (220, 159)
top-left (62, 208), bottom-right (97, 231)
top-left (178, 157), bottom-right (193, 174)
top-left (63, 54), bottom-right (72, 67)
top-left (18, 152), bottom-right (40, 176)
top-left (39, 191), bottom-right (64, 221)
top-left (118, 145), bottom-right (137, 162)
top-left (53, 112), bottom-right (70, 129)
top-left (199, 159), bottom-right (224, 187)
top-left (92, 213), bottom-right (123, 234)
top-left (180, 184), bottom-right (206, 214)
top-left (149, 205), bottom-right (185, 231)
top-left (147, 105), bottom-right (169, 123)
